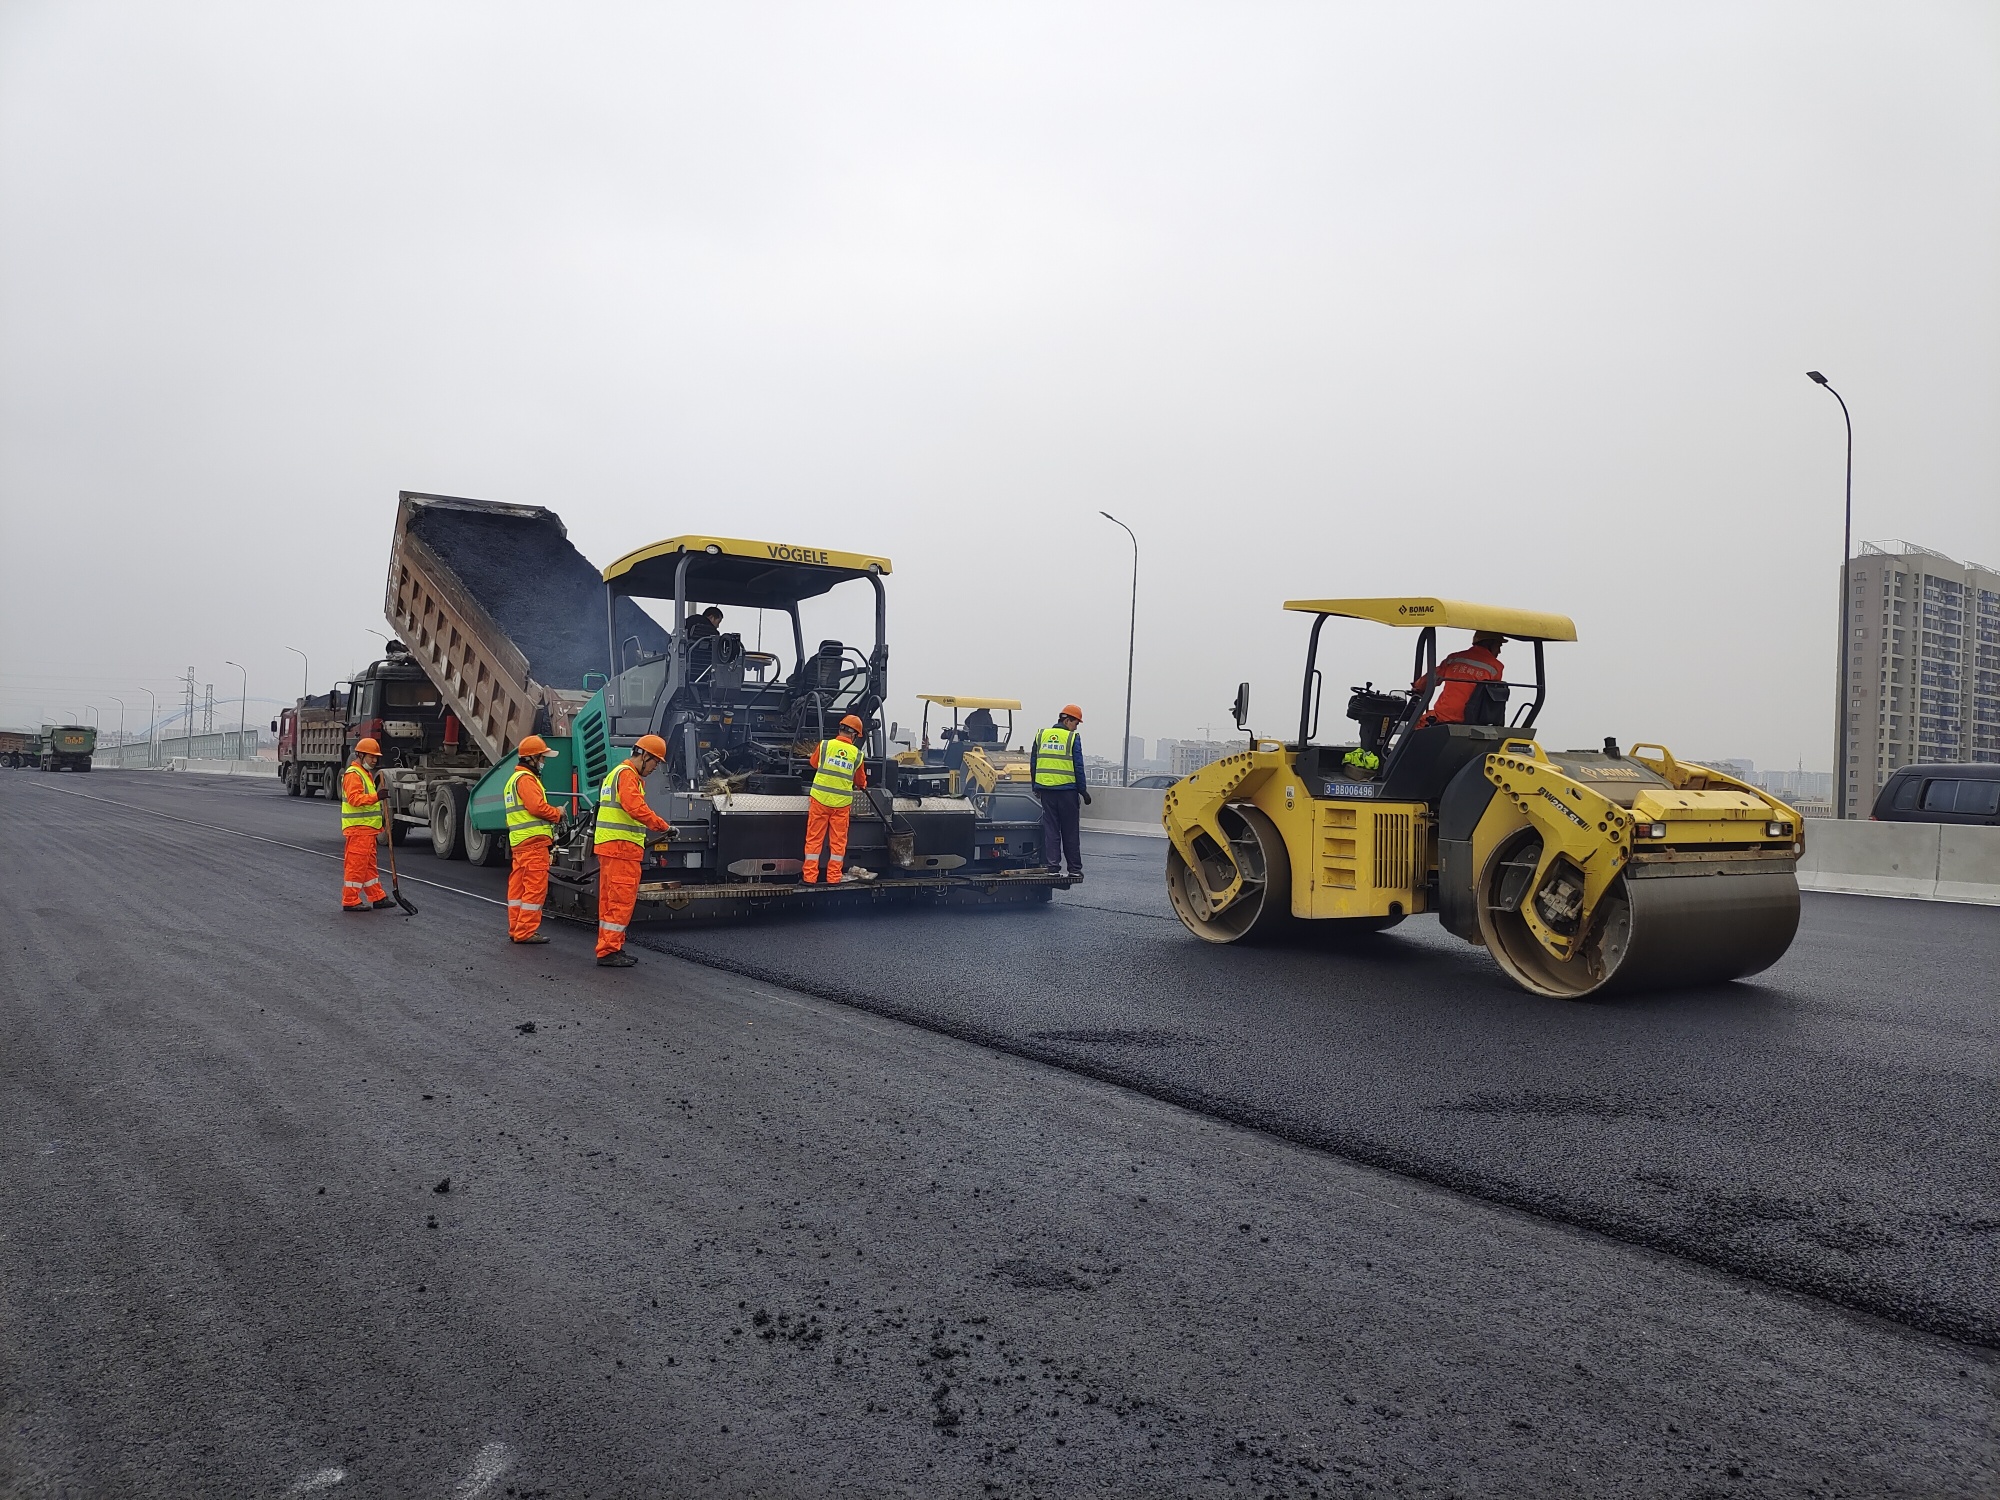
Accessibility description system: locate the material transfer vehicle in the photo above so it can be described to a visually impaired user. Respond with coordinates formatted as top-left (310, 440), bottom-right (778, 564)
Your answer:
top-left (1161, 597), bottom-right (1804, 998)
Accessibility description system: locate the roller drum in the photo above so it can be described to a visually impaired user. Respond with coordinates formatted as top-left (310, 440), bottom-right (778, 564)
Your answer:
top-left (1166, 803), bottom-right (1293, 943)
top-left (1479, 843), bottom-right (1800, 999)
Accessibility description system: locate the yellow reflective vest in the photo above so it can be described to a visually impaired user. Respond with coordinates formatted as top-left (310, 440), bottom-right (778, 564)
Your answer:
top-left (1032, 726), bottom-right (1078, 789)
top-left (341, 763), bottom-right (384, 832)
top-left (810, 737), bottom-right (863, 809)
top-left (595, 762), bottom-right (650, 849)
top-left (504, 767), bottom-right (557, 847)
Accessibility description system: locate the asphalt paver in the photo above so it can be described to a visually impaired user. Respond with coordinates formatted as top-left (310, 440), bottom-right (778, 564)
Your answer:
top-left (3, 771), bottom-right (1994, 1496)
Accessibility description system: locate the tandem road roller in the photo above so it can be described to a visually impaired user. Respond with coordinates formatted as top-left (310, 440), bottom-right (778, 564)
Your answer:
top-left (1161, 598), bottom-right (1804, 997)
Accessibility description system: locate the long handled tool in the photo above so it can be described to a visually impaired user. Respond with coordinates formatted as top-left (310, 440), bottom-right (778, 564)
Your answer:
top-left (861, 784), bottom-right (917, 868)
top-left (382, 825), bottom-right (419, 914)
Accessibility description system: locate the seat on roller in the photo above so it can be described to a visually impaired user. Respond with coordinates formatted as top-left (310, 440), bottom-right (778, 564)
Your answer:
top-left (1376, 723), bottom-right (1516, 804)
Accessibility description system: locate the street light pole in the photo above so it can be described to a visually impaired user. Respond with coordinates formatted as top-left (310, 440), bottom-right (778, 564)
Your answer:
top-left (285, 646), bottom-right (309, 702)
top-left (110, 697), bottom-right (125, 753)
top-left (140, 687), bottom-right (158, 762)
top-left (1100, 511), bottom-right (1138, 788)
top-left (225, 660), bottom-right (247, 756)
top-left (1807, 371), bottom-right (1855, 819)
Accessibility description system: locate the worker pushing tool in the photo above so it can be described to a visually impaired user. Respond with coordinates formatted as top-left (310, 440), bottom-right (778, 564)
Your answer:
top-left (1034, 704), bottom-right (1091, 879)
top-left (802, 714), bottom-right (869, 885)
top-left (503, 734), bottom-right (564, 943)
top-left (339, 738), bottom-right (390, 911)
top-left (594, 734), bottom-right (670, 967)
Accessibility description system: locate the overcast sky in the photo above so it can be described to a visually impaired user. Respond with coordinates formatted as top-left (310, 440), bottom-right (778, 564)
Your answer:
top-left (3, 2), bottom-right (1994, 767)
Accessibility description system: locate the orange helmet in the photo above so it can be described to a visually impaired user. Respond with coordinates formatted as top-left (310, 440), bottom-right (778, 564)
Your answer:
top-left (635, 734), bottom-right (669, 759)
top-left (353, 737), bottom-right (381, 756)
top-left (1060, 704), bottom-right (1083, 723)
top-left (516, 734), bottom-right (550, 757)
top-left (838, 714), bottom-right (865, 735)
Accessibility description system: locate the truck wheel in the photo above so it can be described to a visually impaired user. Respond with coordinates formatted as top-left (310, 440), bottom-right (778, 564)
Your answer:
top-left (431, 783), bottom-right (469, 860)
top-left (388, 818), bottom-right (411, 846)
top-left (284, 767), bottom-right (301, 797)
top-left (464, 817), bottom-right (507, 868)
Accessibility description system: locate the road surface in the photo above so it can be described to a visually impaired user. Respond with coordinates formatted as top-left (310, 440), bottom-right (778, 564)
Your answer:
top-left (2, 770), bottom-right (1993, 1497)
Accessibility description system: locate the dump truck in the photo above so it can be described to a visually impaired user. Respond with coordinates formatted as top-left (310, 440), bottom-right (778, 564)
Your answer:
top-left (273, 696), bottom-right (348, 799)
top-left (379, 492), bottom-right (1073, 923)
top-left (36, 724), bottom-right (96, 772)
top-left (1162, 598), bottom-right (1803, 998)
top-left (0, 729), bottom-right (36, 768)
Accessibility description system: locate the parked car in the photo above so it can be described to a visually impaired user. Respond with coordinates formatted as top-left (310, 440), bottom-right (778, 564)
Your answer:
top-left (1127, 774), bottom-right (1177, 789)
top-left (1870, 763), bottom-right (2000, 826)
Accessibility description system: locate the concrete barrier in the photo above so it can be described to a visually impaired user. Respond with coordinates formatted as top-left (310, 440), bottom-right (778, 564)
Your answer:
top-left (1078, 785), bottom-right (1166, 837)
top-left (160, 758), bottom-right (278, 778)
top-left (1085, 783), bottom-right (2000, 905)
top-left (1938, 824), bottom-right (2000, 905)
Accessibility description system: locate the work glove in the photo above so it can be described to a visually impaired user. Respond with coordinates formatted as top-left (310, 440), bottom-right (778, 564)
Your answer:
top-left (1082, 790), bottom-right (1093, 805)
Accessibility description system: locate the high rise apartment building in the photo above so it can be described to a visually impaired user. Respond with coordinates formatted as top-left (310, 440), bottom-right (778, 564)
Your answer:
top-left (1838, 541), bottom-right (2000, 813)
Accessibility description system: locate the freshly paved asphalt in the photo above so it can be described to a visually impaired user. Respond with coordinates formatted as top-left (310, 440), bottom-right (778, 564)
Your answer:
top-left (3, 769), bottom-right (1995, 1497)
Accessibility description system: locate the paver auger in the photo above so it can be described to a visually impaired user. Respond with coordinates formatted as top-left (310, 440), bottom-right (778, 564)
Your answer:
top-left (1161, 598), bottom-right (1804, 998)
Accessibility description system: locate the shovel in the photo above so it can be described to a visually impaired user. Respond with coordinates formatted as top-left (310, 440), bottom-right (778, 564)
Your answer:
top-left (861, 784), bottom-right (917, 868)
top-left (382, 824), bottom-right (419, 914)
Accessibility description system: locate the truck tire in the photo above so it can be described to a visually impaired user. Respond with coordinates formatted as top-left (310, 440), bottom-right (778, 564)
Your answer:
top-left (388, 817), bottom-right (411, 846)
top-left (284, 767), bottom-right (301, 796)
top-left (431, 783), bottom-right (469, 860)
top-left (464, 816), bottom-right (507, 868)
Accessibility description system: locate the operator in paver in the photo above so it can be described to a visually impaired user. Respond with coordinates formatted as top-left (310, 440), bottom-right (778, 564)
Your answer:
top-left (802, 713), bottom-right (869, 885)
top-left (339, 737), bottom-right (391, 912)
top-left (1033, 704), bottom-right (1091, 880)
top-left (594, 734), bottom-right (671, 968)
top-left (503, 734), bottom-right (564, 944)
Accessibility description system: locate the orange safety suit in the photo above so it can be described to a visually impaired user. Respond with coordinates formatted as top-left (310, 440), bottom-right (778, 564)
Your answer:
top-left (1416, 643), bottom-right (1503, 727)
top-left (505, 766), bottom-right (564, 941)
top-left (594, 760), bottom-right (668, 958)
top-left (802, 735), bottom-right (868, 884)
top-left (340, 763), bottom-right (388, 909)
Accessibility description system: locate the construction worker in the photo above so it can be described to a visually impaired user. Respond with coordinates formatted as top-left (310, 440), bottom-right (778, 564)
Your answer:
top-left (594, 734), bottom-right (671, 968)
top-left (685, 605), bottom-right (725, 641)
top-left (503, 734), bottom-right (564, 944)
top-left (1033, 704), bottom-right (1091, 879)
top-left (1416, 631), bottom-right (1506, 727)
top-left (339, 738), bottom-right (391, 912)
top-left (802, 714), bottom-right (868, 885)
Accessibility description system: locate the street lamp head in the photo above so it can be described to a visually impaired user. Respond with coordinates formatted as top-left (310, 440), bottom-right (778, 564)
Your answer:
top-left (1807, 370), bottom-right (1828, 385)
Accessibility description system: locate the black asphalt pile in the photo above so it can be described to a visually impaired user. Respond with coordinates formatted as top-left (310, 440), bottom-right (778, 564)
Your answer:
top-left (411, 503), bottom-right (670, 692)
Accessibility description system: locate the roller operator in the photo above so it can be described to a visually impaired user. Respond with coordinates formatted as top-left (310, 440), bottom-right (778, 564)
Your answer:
top-left (1416, 631), bottom-right (1505, 728)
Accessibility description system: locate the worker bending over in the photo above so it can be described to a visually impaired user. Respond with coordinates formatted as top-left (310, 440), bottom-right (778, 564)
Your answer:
top-left (339, 738), bottom-right (391, 912)
top-left (802, 714), bottom-right (868, 885)
top-left (1034, 704), bottom-right (1091, 879)
top-left (1417, 631), bottom-right (1506, 727)
top-left (594, 734), bottom-right (670, 967)
top-left (503, 734), bottom-right (564, 944)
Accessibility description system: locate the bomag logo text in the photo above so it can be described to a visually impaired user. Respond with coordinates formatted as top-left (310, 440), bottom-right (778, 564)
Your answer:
top-left (1397, 603), bottom-right (1436, 616)
top-left (767, 544), bottom-right (831, 565)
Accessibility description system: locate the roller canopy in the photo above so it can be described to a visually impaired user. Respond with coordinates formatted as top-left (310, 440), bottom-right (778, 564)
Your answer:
top-left (918, 694), bottom-right (1021, 710)
top-left (1284, 597), bottom-right (1577, 641)
top-left (603, 535), bottom-right (892, 608)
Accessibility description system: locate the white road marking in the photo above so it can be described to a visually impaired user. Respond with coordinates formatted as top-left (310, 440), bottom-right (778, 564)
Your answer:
top-left (453, 1441), bottom-right (514, 1498)
top-left (286, 1468), bottom-right (346, 1494)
